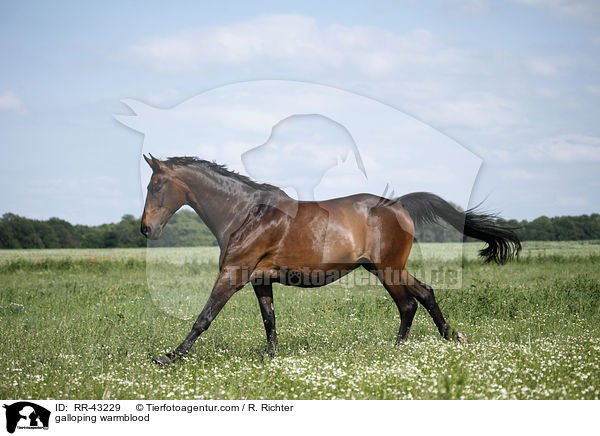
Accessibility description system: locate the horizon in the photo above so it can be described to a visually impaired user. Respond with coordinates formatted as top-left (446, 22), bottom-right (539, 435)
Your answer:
top-left (1, 2), bottom-right (599, 225)
top-left (2, 200), bottom-right (599, 227)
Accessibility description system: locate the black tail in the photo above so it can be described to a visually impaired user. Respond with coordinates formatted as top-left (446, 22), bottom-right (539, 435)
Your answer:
top-left (399, 192), bottom-right (521, 264)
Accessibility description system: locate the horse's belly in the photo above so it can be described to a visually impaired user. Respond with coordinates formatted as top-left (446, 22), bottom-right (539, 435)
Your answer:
top-left (251, 262), bottom-right (358, 287)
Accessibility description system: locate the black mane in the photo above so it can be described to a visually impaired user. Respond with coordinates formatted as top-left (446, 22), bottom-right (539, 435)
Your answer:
top-left (164, 156), bottom-right (280, 192)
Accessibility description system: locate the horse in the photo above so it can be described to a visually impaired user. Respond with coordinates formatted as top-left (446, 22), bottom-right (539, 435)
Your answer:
top-left (140, 154), bottom-right (521, 365)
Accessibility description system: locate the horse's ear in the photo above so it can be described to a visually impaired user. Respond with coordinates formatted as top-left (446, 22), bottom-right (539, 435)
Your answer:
top-left (144, 154), bottom-right (164, 172)
top-left (143, 154), bottom-right (153, 168)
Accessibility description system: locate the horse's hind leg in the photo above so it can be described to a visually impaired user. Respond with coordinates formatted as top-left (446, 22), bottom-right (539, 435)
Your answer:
top-left (366, 265), bottom-right (417, 344)
top-left (403, 271), bottom-right (467, 343)
top-left (393, 286), bottom-right (417, 343)
top-left (385, 284), bottom-right (418, 344)
top-left (252, 283), bottom-right (278, 355)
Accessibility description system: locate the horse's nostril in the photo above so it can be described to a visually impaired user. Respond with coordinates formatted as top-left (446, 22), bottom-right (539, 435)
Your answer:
top-left (141, 225), bottom-right (150, 236)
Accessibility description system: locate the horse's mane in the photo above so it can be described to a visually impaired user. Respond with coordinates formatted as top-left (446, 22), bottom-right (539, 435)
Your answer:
top-left (164, 156), bottom-right (281, 192)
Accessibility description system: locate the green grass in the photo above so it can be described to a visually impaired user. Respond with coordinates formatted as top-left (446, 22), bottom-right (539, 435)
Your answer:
top-left (0, 242), bottom-right (599, 399)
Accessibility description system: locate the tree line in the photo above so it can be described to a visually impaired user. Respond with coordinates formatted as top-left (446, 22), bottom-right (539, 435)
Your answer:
top-left (1, 209), bottom-right (599, 249)
top-left (0, 210), bottom-right (216, 249)
top-left (416, 214), bottom-right (600, 242)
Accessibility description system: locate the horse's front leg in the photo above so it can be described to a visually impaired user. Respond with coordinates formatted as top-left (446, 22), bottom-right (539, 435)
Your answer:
top-left (153, 266), bottom-right (248, 365)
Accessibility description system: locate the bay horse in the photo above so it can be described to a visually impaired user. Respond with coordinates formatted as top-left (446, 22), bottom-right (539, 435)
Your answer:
top-left (140, 154), bottom-right (521, 365)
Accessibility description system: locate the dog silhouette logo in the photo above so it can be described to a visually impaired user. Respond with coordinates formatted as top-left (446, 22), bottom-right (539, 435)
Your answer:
top-left (241, 114), bottom-right (367, 201)
top-left (3, 402), bottom-right (50, 433)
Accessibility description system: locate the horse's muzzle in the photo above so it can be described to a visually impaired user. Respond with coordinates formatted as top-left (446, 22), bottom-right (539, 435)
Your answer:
top-left (141, 224), bottom-right (161, 240)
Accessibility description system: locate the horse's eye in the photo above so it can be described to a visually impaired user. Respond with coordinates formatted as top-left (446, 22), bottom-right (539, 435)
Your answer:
top-left (151, 179), bottom-right (163, 191)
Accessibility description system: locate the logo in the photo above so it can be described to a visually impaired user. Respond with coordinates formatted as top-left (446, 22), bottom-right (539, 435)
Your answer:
top-left (3, 402), bottom-right (50, 433)
top-left (116, 80), bottom-right (481, 319)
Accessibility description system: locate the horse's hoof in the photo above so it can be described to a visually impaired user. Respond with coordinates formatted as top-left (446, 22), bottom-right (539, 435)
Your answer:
top-left (267, 344), bottom-right (278, 357)
top-left (152, 354), bottom-right (173, 365)
top-left (447, 327), bottom-right (468, 344)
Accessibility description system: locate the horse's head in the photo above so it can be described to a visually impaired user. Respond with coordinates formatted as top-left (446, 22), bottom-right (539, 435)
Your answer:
top-left (140, 154), bottom-right (187, 240)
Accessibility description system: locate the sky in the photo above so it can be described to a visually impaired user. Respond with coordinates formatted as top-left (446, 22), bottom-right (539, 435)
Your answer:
top-left (0, 0), bottom-right (599, 225)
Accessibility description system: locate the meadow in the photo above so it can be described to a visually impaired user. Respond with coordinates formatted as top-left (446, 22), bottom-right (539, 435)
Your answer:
top-left (0, 241), bottom-right (599, 400)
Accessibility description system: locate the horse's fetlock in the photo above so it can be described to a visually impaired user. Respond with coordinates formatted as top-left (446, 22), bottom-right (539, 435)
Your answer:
top-left (440, 323), bottom-right (451, 338)
top-left (194, 320), bottom-right (210, 333)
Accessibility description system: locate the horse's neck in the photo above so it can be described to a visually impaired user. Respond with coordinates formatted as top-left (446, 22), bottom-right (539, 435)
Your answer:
top-left (179, 167), bottom-right (270, 248)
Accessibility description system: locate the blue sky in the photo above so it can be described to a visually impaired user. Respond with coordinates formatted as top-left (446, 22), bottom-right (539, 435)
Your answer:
top-left (1, 0), bottom-right (599, 224)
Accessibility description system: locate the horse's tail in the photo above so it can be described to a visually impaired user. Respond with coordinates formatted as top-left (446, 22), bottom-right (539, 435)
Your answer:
top-left (398, 192), bottom-right (521, 264)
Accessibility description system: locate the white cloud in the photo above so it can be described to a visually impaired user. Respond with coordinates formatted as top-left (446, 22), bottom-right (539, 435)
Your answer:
top-left (536, 87), bottom-right (560, 98)
top-left (529, 134), bottom-right (600, 163)
top-left (410, 93), bottom-right (524, 128)
top-left (585, 85), bottom-right (600, 96)
top-left (0, 91), bottom-right (26, 114)
top-left (446, 0), bottom-right (493, 15)
top-left (505, 168), bottom-right (555, 181)
top-left (129, 14), bottom-right (471, 77)
top-left (124, 13), bottom-right (597, 187)
top-left (509, 0), bottom-right (600, 21)
top-left (524, 56), bottom-right (570, 77)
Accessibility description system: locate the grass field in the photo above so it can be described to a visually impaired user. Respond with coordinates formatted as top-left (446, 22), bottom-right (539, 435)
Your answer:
top-left (1, 241), bottom-right (599, 400)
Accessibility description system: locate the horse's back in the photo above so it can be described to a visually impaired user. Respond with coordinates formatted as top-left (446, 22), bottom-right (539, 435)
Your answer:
top-left (276, 193), bottom-right (415, 267)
